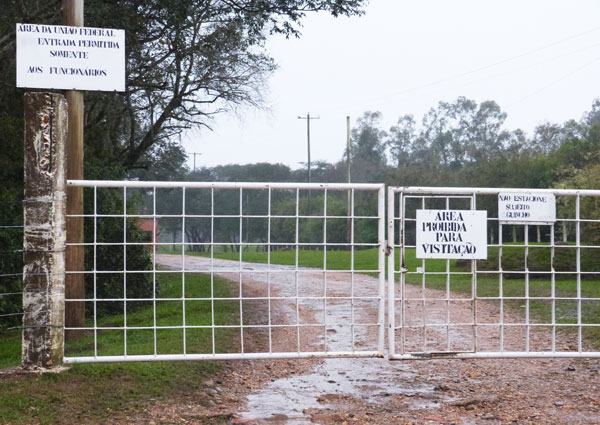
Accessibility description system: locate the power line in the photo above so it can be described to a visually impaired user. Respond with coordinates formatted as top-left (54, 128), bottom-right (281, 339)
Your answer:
top-left (451, 41), bottom-right (600, 94)
top-left (327, 24), bottom-right (600, 110)
top-left (391, 26), bottom-right (600, 99)
top-left (507, 55), bottom-right (600, 108)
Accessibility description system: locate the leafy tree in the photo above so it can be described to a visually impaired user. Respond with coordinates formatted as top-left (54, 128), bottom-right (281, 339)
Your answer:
top-left (129, 140), bottom-right (189, 181)
top-left (0, 98), bottom-right (24, 328)
top-left (387, 114), bottom-right (416, 168)
top-left (415, 97), bottom-right (510, 170)
top-left (553, 100), bottom-right (600, 242)
top-left (212, 163), bottom-right (293, 182)
top-left (350, 111), bottom-right (387, 182)
top-left (293, 160), bottom-right (345, 183)
top-left (2, 0), bottom-right (367, 171)
top-left (0, 0), bottom-right (368, 318)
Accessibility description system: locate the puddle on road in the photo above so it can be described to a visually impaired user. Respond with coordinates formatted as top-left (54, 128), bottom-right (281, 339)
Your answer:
top-left (156, 255), bottom-right (449, 422)
top-left (239, 357), bottom-right (439, 423)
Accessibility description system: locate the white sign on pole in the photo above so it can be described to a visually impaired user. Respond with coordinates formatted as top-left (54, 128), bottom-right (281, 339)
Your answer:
top-left (416, 209), bottom-right (488, 259)
top-left (498, 192), bottom-right (556, 224)
top-left (16, 23), bottom-right (125, 92)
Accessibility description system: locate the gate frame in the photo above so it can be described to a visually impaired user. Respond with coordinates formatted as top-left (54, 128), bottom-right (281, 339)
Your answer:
top-left (387, 186), bottom-right (600, 360)
top-left (62, 180), bottom-right (387, 364)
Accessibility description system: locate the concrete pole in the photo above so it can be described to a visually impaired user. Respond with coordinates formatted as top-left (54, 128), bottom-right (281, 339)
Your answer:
top-left (298, 113), bottom-right (319, 216)
top-left (347, 116), bottom-right (352, 243)
top-left (306, 113), bottom-right (311, 186)
top-left (190, 152), bottom-right (201, 172)
top-left (306, 113), bottom-right (312, 216)
top-left (22, 92), bottom-right (68, 370)
top-left (346, 116), bottom-right (351, 185)
top-left (63, 0), bottom-right (86, 339)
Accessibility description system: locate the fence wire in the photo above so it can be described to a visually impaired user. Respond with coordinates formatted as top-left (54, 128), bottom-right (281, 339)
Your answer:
top-left (63, 180), bottom-right (386, 363)
top-left (388, 187), bottom-right (600, 359)
top-left (0, 223), bottom-right (24, 329)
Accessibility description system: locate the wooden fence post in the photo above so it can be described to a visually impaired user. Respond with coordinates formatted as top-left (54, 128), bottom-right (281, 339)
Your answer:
top-left (63, 0), bottom-right (86, 339)
top-left (22, 92), bottom-right (68, 370)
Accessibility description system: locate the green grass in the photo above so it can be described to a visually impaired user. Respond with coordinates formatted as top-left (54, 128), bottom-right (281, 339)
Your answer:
top-left (181, 245), bottom-right (600, 348)
top-left (185, 246), bottom-right (381, 271)
top-left (0, 359), bottom-right (222, 425)
top-left (65, 272), bottom-right (238, 358)
top-left (0, 272), bottom-right (236, 424)
top-left (475, 244), bottom-right (600, 276)
top-left (0, 330), bottom-right (20, 369)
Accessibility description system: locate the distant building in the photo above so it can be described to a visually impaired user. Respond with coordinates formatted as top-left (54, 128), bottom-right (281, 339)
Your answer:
top-left (138, 218), bottom-right (159, 245)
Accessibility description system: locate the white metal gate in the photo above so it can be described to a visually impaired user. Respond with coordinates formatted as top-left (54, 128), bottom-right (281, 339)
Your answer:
top-left (387, 187), bottom-right (600, 359)
top-left (61, 182), bottom-right (600, 363)
top-left (63, 181), bottom-right (386, 363)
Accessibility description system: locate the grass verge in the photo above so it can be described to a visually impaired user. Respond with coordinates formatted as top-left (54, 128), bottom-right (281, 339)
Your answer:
top-left (0, 272), bottom-right (235, 425)
top-left (184, 246), bottom-right (380, 271)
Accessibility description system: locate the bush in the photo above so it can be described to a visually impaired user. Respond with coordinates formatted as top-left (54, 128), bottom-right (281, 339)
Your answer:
top-left (0, 200), bottom-right (23, 330)
top-left (84, 182), bottom-right (154, 317)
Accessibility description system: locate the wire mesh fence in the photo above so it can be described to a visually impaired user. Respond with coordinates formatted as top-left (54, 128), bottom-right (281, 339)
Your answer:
top-left (388, 187), bottom-right (600, 359)
top-left (0, 223), bottom-right (24, 329)
top-left (9, 182), bottom-right (600, 364)
top-left (63, 180), bottom-right (386, 363)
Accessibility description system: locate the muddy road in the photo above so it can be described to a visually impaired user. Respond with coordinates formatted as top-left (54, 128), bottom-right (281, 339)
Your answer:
top-left (141, 254), bottom-right (600, 425)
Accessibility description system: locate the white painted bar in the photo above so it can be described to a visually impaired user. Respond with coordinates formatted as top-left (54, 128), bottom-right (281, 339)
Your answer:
top-left (65, 351), bottom-right (385, 364)
top-left (390, 186), bottom-right (600, 197)
top-left (389, 352), bottom-right (600, 360)
top-left (68, 180), bottom-right (383, 191)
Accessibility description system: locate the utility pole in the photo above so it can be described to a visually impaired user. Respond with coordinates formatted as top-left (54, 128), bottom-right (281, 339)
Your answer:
top-left (346, 116), bottom-right (351, 185)
top-left (346, 116), bottom-right (352, 243)
top-left (190, 152), bottom-right (201, 172)
top-left (297, 113), bottom-right (319, 215)
top-left (63, 0), bottom-right (85, 339)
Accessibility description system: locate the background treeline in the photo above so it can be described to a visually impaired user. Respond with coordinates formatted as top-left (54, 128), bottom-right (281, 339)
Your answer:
top-left (137, 97), bottom-right (600, 253)
top-left (1, 2), bottom-right (599, 327)
top-left (2, 94), bottom-right (600, 325)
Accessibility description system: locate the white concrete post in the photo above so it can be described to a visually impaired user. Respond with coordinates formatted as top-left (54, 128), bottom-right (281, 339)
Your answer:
top-left (22, 92), bottom-right (68, 370)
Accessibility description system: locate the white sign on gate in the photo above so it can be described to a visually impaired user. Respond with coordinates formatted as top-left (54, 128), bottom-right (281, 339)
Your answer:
top-left (416, 209), bottom-right (487, 259)
top-left (16, 23), bottom-right (125, 92)
top-left (498, 192), bottom-right (556, 224)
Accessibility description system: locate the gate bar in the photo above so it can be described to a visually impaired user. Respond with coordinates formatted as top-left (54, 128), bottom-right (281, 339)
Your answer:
top-left (68, 180), bottom-right (383, 191)
top-left (390, 186), bottom-right (600, 197)
top-left (64, 350), bottom-right (384, 364)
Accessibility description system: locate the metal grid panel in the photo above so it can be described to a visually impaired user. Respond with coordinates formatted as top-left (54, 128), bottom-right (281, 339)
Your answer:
top-left (388, 186), bottom-right (600, 359)
top-left (64, 181), bottom-right (385, 363)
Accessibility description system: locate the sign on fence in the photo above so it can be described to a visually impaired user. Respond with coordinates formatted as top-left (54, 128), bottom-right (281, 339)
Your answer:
top-left (498, 192), bottom-right (556, 223)
top-left (416, 209), bottom-right (487, 259)
top-left (16, 23), bottom-right (125, 92)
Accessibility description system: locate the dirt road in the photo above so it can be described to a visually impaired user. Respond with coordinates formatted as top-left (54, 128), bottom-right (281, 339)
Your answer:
top-left (144, 254), bottom-right (600, 425)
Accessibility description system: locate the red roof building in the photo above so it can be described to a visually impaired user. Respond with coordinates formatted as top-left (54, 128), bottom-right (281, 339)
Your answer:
top-left (138, 218), bottom-right (159, 244)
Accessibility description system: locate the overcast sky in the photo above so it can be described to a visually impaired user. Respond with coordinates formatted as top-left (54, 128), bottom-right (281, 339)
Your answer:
top-left (182, 0), bottom-right (600, 170)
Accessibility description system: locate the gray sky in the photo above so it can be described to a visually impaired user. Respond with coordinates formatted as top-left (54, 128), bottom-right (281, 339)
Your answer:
top-left (183, 0), bottom-right (600, 169)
